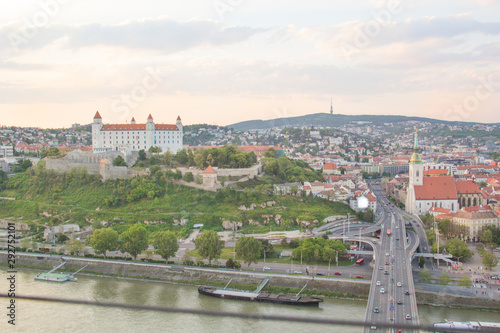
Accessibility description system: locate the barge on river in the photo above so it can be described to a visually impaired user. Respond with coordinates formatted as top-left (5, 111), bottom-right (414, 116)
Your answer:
top-left (34, 260), bottom-right (88, 282)
top-left (198, 277), bottom-right (323, 306)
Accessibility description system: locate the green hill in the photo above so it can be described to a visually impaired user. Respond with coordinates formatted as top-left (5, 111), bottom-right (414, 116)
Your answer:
top-left (228, 113), bottom-right (489, 131)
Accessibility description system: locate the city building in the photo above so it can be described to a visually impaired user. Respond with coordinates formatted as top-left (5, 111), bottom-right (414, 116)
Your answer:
top-left (92, 112), bottom-right (183, 154)
top-left (453, 208), bottom-right (499, 238)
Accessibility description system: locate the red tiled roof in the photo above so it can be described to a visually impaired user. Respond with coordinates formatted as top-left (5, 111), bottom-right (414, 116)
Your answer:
top-left (323, 162), bottom-right (337, 170)
top-left (94, 111), bottom-right (101, 119)
top-left (455, 180), bottom-right (481, 194)
top-left (203, 166), bottom-right (217, 174)
top-left (429, 207), bottom-right (451, 214)
top-left (424, 169), bottom-right (449, 176)
top-left (414, 176), bottom-right (457, 200)
top-left (177, 115), bottom-right (181, 121)
top-left (100, 124), bottom-right (178, 131)
top-left (366, 193), bottom-right (376, 202)
top-left (147, 114), bottom-right (153, 120)
top-left (461, 206), bottom-right (492, 212)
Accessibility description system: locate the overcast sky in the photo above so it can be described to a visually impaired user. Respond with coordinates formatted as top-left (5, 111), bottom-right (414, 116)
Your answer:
top-left (1, 0), bottom-right (499, 128)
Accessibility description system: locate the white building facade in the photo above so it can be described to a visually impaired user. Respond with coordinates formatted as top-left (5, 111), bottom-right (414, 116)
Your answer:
top-left (92, 112), bottom-right (183, 154)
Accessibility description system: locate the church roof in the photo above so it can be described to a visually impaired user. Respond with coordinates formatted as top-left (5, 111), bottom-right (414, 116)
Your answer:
top-left (414, 176), bottom-right (458, 200)
top-left (455, 180), bottom-right (481, 194)
top-left (94, 111), bottom-right (102, 119)
top-left (203, 166), bottom-right (217, 174)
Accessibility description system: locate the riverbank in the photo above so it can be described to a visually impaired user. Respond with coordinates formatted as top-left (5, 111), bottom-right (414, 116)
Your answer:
top-left (2, 252), bottom-right (499, 310)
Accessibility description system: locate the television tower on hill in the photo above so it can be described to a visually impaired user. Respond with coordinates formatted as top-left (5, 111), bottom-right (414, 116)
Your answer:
top-left (330, 98), bottom-right (334, 115)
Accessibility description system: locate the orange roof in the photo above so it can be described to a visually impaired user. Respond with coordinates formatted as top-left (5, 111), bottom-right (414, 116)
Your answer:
top-left (424, 169), bottom-right (449, 176)
top-left (414, 176), bottom-right (457, 200)
top-left (323, 162), bottom-right (337, 170)
top-left (131, 117), bottom-right (136, 122)
top-left (100, 124), bottom-right (178, 131)
top-left (94, 111), bottom-right (102, 119)
top-left (455, 180), bottom-right (481, 194)
top-left (429, 207), bottom-right (451, 214)
top-left (203, 166), bottom-right (217, 174)
top-left (147, 114), bottom-right (153, 120)
top-left (366, 193), bottom-right (377, 202)
top-left (177, 115), bottom-right (181, 121)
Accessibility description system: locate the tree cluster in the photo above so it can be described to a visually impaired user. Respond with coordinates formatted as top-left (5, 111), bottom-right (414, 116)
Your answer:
top-left (291, 238), bottom-right (349, 263)
top-left (262, 155), bottom-right (323, 183)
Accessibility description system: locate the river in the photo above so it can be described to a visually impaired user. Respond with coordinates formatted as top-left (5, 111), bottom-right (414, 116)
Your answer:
top-left (1, 269), bottom-right (498, 332)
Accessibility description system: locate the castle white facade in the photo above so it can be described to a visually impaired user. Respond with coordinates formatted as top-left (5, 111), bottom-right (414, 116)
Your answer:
top-left (92, 112), bottom-right (183, 154)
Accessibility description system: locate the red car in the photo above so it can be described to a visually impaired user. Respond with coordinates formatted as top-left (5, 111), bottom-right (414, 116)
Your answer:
top-left (355, 275), bottom-right (363, 279)
top-left (385, 261), bottom-right (389, 265)
top-left (334, 272), bottom-right (341, 276)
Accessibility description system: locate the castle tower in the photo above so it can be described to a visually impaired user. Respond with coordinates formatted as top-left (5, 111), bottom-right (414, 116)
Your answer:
top-left (131, 117), bottom-right (136, 124)
top-left (176, 115), bottom-right (183, 131)
top-left (406, 131), bottom-right (424, 214)
top-left (145, 114), bottom-right (154, 148)
top-left (92, 111), bottom-right (103, 152)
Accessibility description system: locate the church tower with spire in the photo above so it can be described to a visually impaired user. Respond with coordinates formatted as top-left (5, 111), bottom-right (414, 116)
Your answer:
top-left (406, 131), bottom-right (424, 214)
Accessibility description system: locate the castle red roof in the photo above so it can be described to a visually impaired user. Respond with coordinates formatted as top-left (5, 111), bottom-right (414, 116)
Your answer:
top-left (100, 124), bottom-right (178, 131)
top-left (414, 176), bottom-right (457, 200)
top-left (177, 115), bottom-right (181, 121)
top-left (94, 111), bottom-right (102, 119)
top-left (147, 114), bottom-right (153, 120)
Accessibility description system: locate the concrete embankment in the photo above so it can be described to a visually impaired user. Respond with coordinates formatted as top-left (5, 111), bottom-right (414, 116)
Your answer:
top-left (1, 252), bottom-right (370, 297)
top-left (2, 252), bottom-right (500, 309)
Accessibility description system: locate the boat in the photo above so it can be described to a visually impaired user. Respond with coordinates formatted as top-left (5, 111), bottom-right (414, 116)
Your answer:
top-left (198, 277), bottom-right (323, 306)
top-left (434, 320), bottom-right (500, 332)
top-left (34, 260), bottom-right (88, 282)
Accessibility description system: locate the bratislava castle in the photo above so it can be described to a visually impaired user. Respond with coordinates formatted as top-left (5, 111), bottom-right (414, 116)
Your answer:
top-left (92, 111), bottom-right (183, 153)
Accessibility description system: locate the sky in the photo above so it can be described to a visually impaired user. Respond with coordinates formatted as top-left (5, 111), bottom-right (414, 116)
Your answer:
top-left (0, 0), bottom-right (499, 128)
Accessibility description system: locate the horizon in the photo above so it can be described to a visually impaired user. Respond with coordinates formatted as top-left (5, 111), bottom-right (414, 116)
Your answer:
top-left (1, 1), bottom-right (500, 128)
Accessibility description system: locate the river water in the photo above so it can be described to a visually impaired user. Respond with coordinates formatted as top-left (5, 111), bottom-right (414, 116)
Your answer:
top-left (1, 269), bottom-right (498, 333)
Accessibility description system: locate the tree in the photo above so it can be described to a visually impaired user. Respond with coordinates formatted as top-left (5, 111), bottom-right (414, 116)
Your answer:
top-left (419, 256), bottom-right (426, 268)
top-left (183, 172), bottom-right (194, 182)
top-left (439, 271), bottom-right (451, 285)
top-left (56, 234), bottom-right (69, 243)
top-left (65, 238), bottom-right (84, 256)
top-left (175, 149), bottom-right (188, 165)
top-left (482, 251), bottom-right (499, 269)
top-left (480, 229), bottom-right (493, 244)
top-left (89, 228), bottom-right (119, 259)
top-left (236, 236), bottom-right (263, 267)
top-left (418, 269), bottom-right (432, 283)
top-left (458, 274), bottom-right (472, 288)
top-left (113, 155), bottom-right (127, 167)
top-left (445, 238), bottom-right (473, 260)
top-left (138, 149), bottom-right (147, 161)
top-left (120, 223), bottom-right (149, 260)
top-left (195, 230), bottom-right (225, 265)
top-left (150, 231), bottom-right (179, 263)
top-left (149, 165), bottom-right (161, 177)
top-left (148, 146), bottom-right (162, 154)
top-left (264, 148), bottom-right (276, 158)
top-left (21, 237), bottom-right (31, 250)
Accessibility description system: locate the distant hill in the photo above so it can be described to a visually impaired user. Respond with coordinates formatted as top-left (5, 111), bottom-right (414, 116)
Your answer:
top-left (227, 113), bottom-right (491, 131)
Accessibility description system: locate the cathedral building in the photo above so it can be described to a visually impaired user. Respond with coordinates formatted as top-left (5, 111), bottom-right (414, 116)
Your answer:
top-left (405, 132), bottom-right (483, 216)
top-left (92, 112), bottom-right (183, 154)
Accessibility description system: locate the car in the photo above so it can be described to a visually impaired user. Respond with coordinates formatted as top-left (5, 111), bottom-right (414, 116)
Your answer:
top-left (334, 272), bottom-right (341, 276)
top-left (373, 307), bottom-right (379, 313)
top-left (406, 314), bottom-right (412, 320)
top-left (396, 238), bottom-right (399, 241)
top-left (397, 330), bottom-right (402, 333)
top-left (385, 261), bottom-right (389, 265)
top-left (355, 275), bottom-right (363, 279)
top-left (316, 272), bottom-right (324, 276)
top-left (386, 252), bottom-right (389, 256)
top-left (263, 266), bottom-right (270, 271)
top-left (397, 300), bottom-right (403, 305)
top-left (379, 266), bottom-right (383, 270)
top-left (397, 282), bottom-right (402, 287)
top-left (380, 288), bottom-right (385, 294)
top-left (384, 271), bottom-right (389, 275)
top-left (294, 270), bottom-right (302, 274)
top-left (376, 280), bottom-right (381, 286)
top-left (404, 291), bottom-right (410, 295)
top-left (370, 325), bottom-right (377, 330)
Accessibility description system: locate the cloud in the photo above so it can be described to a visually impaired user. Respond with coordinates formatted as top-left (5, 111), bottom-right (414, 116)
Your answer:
top-left (0, 17), bottom-right (264, 53)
